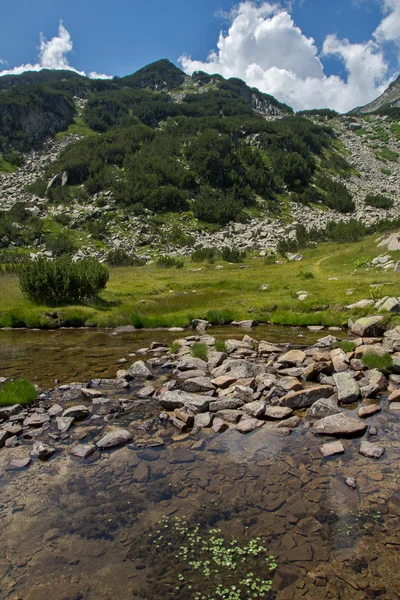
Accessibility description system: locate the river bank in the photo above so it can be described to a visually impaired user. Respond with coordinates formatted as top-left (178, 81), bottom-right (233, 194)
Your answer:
top-left (0, 319), bottom-right (400, 599)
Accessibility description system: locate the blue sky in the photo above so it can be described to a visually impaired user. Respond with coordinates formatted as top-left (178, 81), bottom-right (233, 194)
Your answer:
top-left (0, 1), bottom-right (399, 111)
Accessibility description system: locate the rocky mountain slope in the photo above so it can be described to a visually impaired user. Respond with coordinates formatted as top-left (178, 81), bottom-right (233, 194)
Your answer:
top-left (0, 60), bottom-right (400, 262)
top-left (350, 75), bottom-right (400, 115)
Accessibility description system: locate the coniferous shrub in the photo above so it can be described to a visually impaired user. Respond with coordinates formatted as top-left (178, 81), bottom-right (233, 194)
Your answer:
top-left (18, 256), bottom-right (109, 304)
top-left (221, 246), bottom-right (247, 263)
top-left (107, 249), bottom-right (145, 266)
top-left (364, 193), bottom-right (394, 209)
top-left (317, 176), bottom-right (355, 213)
top-left (156, 255), bottom-right (184, 268)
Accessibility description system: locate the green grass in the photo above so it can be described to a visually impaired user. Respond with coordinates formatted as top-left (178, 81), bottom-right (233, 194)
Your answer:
top-left (362, 351), bottom-right (393, 373)
top-left (1, 232), bottom-right (400, 329)
top-left (215, 340), bottom-right (228, 352)
top-left (0, 378), bottom-right (37, 407)
top-left (55, 115), bottom-right (97, 140)
top-left (191, 343), bottom-right (208, 361)
top-left (375, 147), bottom-right (399, 162)
top-left (0, 155), bottom-right (16, 173)
top-left (333, 340), bottom-right (357, 352)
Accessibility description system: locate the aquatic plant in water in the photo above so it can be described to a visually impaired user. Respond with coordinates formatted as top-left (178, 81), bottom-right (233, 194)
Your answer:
top-left (150, 516), bottom-right (277, 600)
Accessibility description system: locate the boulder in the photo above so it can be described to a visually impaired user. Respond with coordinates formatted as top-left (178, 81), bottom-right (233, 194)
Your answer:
top-left (279, 350), bottom-right (306, 366)
top-left (177, 357), bottom-right (208, 372)
top-left (351, 316), bottom-right (386, 338)
top-left (23, 413), bottom-right (50, 427)
top-left (279, 385), bottom-right (333, 409)
top-left (333, 372), bottom-right (360, 404)
top-left (159, 390), bottom-right (209, 412)
top-left (215, 409), bottom-right (243, 423)
top-left (212, 418), bottom-right (229, 433)
top-left (209, 398), bottom-right (244, 412)
top-left (127, 360), bottom-right (153, 380)
top-left (178, 377), bottom-right (215, 393)
top-left (0, 404), bottom-right (22, 421)
top-left (96, 429), bottom-right (133, 449)
top-left (194, 412), bottom-right (214, 428)
top-left (312, 413), bottom-right (367, 436)
top-left (379, 297), bottom-right (400, 313)
top-left (242, 401), bottom-right (265, 418)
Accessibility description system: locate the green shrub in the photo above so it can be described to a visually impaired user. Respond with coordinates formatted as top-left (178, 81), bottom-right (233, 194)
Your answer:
top-left (333, 340), bottom-right (357, 353)
top-left (381, 168), bottom-right (391, 175)
top-left (298, 270), bottom-right (314, 279)
top-left (191, 342), bottom-right (208, 361)
top-left (354, 256), bottom-right (370, 268)
top-left (375, 147), bottom-right (398, 162)
top-left (107, 249), bottom-right (145, 266)
top-left (191, 247), bottom-right (218, 263)
top-left (193, 188), bottom-right (244, 225)
top-left (362, 351), bottom-right (393, 373)
top-left (317, 176), bottom-right (355, 213)
top-left (156, 255), bottom-right (184, 269)
top-left (25, 177), bottom-right (48, 197)
top-left (214, 340), bottom-right (227, 352)
top-left (364, 194), bottom-right (394, 209)
top-left (46, 232), bottom-right (77, 256)
top-left (18, 256), bottom-right (109, 304)
top-left (0, 378), bottom-right (37, 407)
top-left (221, 246), bottom-right (246, 263)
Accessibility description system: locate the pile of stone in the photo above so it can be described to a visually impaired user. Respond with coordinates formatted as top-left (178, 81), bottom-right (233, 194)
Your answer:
top-left (1, 315), bottom-right (399, 469)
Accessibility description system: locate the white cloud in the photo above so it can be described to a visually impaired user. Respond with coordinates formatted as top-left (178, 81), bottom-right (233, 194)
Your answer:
top-left (374, 0), bottom-right (400, 43)
top-left (0, 59), bottom-right (7, 65)
top-left (0, 22), bottom-right (111, 80)
top-left (179, 1), bottom-right (394, 112)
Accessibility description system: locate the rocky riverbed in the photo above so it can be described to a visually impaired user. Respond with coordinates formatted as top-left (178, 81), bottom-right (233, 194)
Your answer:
top-left (0, 317), bottom-right (400, 599)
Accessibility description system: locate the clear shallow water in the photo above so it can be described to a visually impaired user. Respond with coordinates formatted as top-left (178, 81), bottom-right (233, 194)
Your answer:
top-left (0, 327), bottom-right (399, 600)
top-left (0, 325), bottom-right (341, 388)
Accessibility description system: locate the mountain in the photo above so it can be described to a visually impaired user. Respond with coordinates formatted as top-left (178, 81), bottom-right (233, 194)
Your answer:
top-left (350, 75), bottom-right (400, 115)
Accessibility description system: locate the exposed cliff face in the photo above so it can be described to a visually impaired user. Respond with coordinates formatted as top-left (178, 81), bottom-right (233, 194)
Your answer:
top-left (0, 90), bottom-right (75, 152)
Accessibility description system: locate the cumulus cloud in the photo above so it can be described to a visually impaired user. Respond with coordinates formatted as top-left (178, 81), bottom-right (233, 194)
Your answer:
top-left (0, 22), bottom-right (111, 79)
top-left (179, 1), bottom-right (396, 112)
top-left (374, 0), bottom-right (400, 43)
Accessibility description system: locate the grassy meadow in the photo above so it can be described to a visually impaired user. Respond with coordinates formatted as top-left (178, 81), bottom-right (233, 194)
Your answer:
top-left (1, 233), bottom-right (400, 329)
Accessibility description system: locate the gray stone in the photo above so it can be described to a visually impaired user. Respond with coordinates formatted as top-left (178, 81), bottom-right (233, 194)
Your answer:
top-left (212, 418), bottom-right (229, 433)
top-left (215, 409), bottom-right (244, 423)
top-left (127, 360), bottom-right (153, 379)
top-left (31, 442), bottom-right (56, 459)
top-left (279, 385), bottom-right (333, 409)
top-left (176, 357), bottom-right (208, 372)
top-left (96, 429), bottom-right (133, 449)
top-left (242, 401), bottom-right (265, 418)
top-left (274, 415), bottom-right (301, 428)
top-left (8, 456), bottom-right (31, 469)
top-left (358, 404), bottom-right (381, 418)
top-left (345, 477), bottom-right (357, 489)
top-left (23, 413), bottom-right (50, 427)
top-left (48, 404), bottom-right (63, 417)
top-left (0, 404), bottom-right (22, 421)
top-left (308, 397), bottom-right (341, 419)
top-left (333, 372), bottom-right (360, 404)
top-left (179, 377), bottom-right (215, 393)
top-left (279, 350), bottom-right (306, 366)
top-left (56, 416), bottom-right (74, 432)
top-left (70, 444), bottom-right (95, 458)
top-left (320, 441), bottom-right (345, 457)
top-left (359, 440), bottom-right (384, 459)
top-left (379, 297), bottom-right (400, 313)
top-left (62, 405), bottom-right (90, 420)
top-left (264, 406), bottom-right (293, 420)
top-left (209, 398), bottom-right (244, 412)
top-left (351, 316), bottom-right (386, 338)
top-left (136, 386), bottom-right (156, 399)
top-left (160, 390), bottom-right (210, 413)
top-left (235, 418), bottom-right (264, 433)
top-left (194, 412), bottom-right (213, 428)
top-left (312, 413), bottom-right (367, 436)
top-left (212, 359), bottom-right (265, 379)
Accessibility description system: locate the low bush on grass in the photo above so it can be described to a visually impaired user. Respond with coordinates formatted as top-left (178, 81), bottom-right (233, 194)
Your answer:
top-left (215, 340), bottom-right (227, 352)
top-left (354, 256), bottom-right (370, 268)
top-left (46, 232), bottom-right (77, 256)
top-left (18, 256), bottom-right (109, 304)
top-left (298, 270), bottom-right (314, 279)
top-left (362, 351), bottom-right (393, 373)
top-left (364, 194), bottom-right (394, 209)
top-left (156, 255), bottom-right (184, 269)
top-left (0, 378), bottom-right (37, 407)
top-left (107, 249), bottom-right (145, 267)
top-left (191, 247), bottom-right (218, 263)
top-left (191, 342), bottom-right (208, 361)
top-left (221, 247), bottom-right (247, 263)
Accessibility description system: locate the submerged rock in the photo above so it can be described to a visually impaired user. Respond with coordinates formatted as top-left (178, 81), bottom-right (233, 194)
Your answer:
top-left (359, 440), bottom-right (385, 458)
top-left (312, 413), bottom-right (367, 436)
top-left (96, 429), bottom-right (133, 449)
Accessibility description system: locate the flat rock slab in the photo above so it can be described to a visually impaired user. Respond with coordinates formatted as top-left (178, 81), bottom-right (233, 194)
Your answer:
top-left (56, 416), bottom-right (74, 433)
top-left (209, 398), bottom-right (244, 412)
top-left (211, 376), bottom-right (237, 388)
top-left (70, 444), bottom-right (95, 458)
top-left (279, 385), bottom-right (333, 409)
top-left (160, 390), bottom-right (210, 412)
top-left (320, 441), bottom-right (345, 457)
top-left (215, 409), bottom-right (243, 423)
top-left (312, 413), bottom-right (367, 436)
top-left (333, 372), bottom-right (360, 404)
top-left (308, 397), bottom-right (341, 419)
top-left (212, 359), bottom-right (265, 380)
top-left (0, 404), bottom-right (22, 420)
top-left (7, 456), bottom-right (31, 469)
top-left (264, 406), bottom-right (293, 420)
top-left (81, 388), bottom-right (103, 399)
top-left (279, 350), bottom-right (306, 366)
top-left (358, 404), bottom-right (381, 418)
top-left (179, 377), bottom-right (215, 393)
top-left (359, 440), bottom-right (385, 459)
top-left (235, 418), bottom-right (264, 433)
top-left (167, 448), bottom-right (195, 463)
top-left (96, 429), bottom-right (133, 449)
top-left (194, 412), bottom-right (214, 428)
top-left (389, 402), bottom-right (400, 411)
top-left (62, 405), bottom-right (90, 420)
top-left (23, 413), bottom-right (50, 427)
top-left (48, 404), bottom-right (63, 417)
